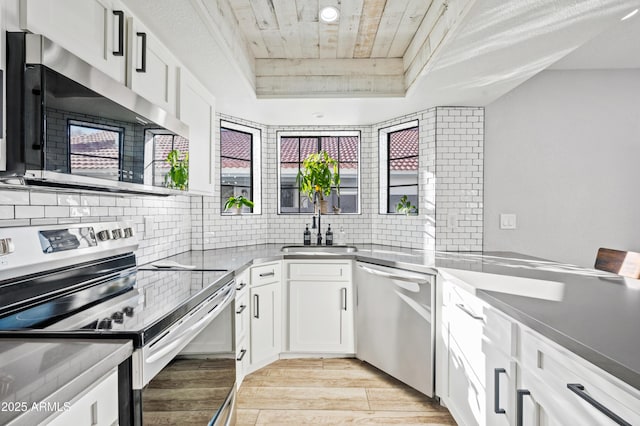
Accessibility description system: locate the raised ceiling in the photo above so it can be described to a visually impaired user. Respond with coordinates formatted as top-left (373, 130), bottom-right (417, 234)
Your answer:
top-left (200, 0), bottom-right (475, 97)
top-left (124, 0), bottom-right (640, 125)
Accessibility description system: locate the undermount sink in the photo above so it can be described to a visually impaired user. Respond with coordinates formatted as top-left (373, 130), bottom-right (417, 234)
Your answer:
top-left (280, 245), bottom-right (358, 254)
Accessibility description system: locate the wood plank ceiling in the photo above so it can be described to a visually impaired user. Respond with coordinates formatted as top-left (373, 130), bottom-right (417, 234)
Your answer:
top-left (204, 0), bottom-right (475, 97)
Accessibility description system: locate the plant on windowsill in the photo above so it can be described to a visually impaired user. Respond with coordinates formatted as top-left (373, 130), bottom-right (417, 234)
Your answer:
top-left (164, 149), bottom-right (189, 191)
top-left (224, 195), bottom-right (254, 215)
top-left (296, 150), bottom-right (340, 214)
top-left (395, 195), bottom-right (418, 215)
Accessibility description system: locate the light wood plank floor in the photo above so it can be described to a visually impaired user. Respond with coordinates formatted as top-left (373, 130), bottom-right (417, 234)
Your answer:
top-left (237, 358), bottom-right (457, 425)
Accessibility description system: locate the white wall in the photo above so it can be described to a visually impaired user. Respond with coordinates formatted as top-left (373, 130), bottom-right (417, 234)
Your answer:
top-left (484, 69), bottom-right (640, 267)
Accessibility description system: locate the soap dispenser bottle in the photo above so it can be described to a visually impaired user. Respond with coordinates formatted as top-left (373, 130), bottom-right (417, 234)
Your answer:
top-left (325, 224), bottom-right (333, 246)
top-left (303, 224), bottom-right (311, 246)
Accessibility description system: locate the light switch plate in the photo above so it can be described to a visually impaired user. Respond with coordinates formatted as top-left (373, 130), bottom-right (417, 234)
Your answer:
top-left (500, 213), bottom-right (517, 230)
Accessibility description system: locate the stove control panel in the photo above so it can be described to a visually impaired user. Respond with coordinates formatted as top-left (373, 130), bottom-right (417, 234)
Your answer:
top-left (0, 221), bottom-right (139, 282)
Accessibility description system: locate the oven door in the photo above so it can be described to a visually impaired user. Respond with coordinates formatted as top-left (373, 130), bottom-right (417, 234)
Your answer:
top-left (132, 280), bottom-right (235, 389)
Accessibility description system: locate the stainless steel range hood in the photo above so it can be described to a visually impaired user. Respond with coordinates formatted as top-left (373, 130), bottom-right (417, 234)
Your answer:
top-left (3, 33), bottom-right (190, 196)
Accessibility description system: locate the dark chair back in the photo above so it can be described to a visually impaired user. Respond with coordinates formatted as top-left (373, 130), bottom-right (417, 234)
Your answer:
top-left (595, 248), bottom-right (640, 279)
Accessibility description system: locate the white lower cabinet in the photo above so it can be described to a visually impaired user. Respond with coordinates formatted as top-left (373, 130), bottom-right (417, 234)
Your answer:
top-left (439, 270), bottom-right (640, 426)
top-left (248, 262), bottom-right (282, 372)
top-left (516, 327), bottom-right (640, 426)
top-left (439, 273), bottom-right (516, 426)
top-left (235, 269), bottom-right (250, 387)
top-left (286, 261), bottom-right (354, 354)
top-left (289, 280), bottom-right (354, 353)
top-left (47, 368), bottom-right (118, 426)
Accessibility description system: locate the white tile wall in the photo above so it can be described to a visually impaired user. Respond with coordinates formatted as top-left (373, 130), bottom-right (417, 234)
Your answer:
top-left (0, 107), bottom-right (484, 256)
top-left (0, 189), bottom-right (192, 265)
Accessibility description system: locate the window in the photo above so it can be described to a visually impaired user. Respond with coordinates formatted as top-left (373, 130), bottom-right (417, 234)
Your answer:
top-left (379, 121), bottom-right (419, 213)
top-left (278, 131), bottom-right (360, 214)
top-left (144, 132), bottom-right (189, 187)
top-left (68, 120), bottom-right (123, 181)
top-left (220, 121), bottom-right (261, 214)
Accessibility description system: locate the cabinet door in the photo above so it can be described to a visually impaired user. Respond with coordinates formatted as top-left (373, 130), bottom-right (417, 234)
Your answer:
top-left (289, 281), bottom-right (354, 353)
top-left (47, 369), bottom-right (119, 426)
top-left (249, 282), bottom-right (281, 368)
top-left (127, 17), bottom-right (177, 114)
top-left (20, 0), bottom-right (126, 83)
top-left (178, 69), bottom-right (215, 193)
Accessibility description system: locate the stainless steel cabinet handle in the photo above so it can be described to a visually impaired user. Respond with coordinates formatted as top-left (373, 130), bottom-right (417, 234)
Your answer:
top-left (236, 304), bottom-right (246, 314)
top-left (259, 271), bottom-right (275, 277)
top-left (456, 303), bottom-right (483, 320)
top-left (135, 32), bottom-right (147, 72)
top-left (516, 389), bottom-right (531, 426)
top-left (341, 288), bottom-right (347, 311)
top-left (567, 384), bottom-right (631, 426)
top-left (253, 294), bottom-right (259, 318)
top-left (494, 368), bottom-right (506, 414)
top-left (236, 349), bottom-right (247, 362)
top-left (236, 281), bottom-right (247, 291)
top-left (112, 11), bottom-right (124, 56)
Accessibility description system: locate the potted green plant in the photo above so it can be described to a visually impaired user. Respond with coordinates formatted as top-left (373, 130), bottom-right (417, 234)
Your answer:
top-left (296, 151), bottom-right (340, 213)
top-left (164, 149), bottom-right (189, 190)
top-left (224, 195), bottom-right (254, 214)
top-left (395, 195), bottom-right (418, 215)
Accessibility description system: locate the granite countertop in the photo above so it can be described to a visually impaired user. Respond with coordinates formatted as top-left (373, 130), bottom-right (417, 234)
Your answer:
top-left (0, 339), bottom-right (132, 426)
top-left (150, 244), bottom-right (640, 392)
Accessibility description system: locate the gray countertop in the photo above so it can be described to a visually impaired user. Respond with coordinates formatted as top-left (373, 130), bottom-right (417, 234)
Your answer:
top-left (150, 244), bottom-right (640, 392)
top-left (0, 339), bottom-right (132, 426)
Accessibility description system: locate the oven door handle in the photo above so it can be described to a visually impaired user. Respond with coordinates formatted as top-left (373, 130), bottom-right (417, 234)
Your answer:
top-left (145, 286), bottom-right (234, 364)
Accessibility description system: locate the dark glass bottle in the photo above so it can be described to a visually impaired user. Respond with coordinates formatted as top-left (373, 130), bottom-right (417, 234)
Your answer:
top-left (326, 224), bottom-right (333, 246)
top-left (303, 224), bottom-right (311, 246)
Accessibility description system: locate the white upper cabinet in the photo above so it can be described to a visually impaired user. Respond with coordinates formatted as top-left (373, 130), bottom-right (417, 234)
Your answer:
top-left (20, 0), bottom-right (180, 116)
top-left (20, 0), bottom-right (127, 83)
top-left (126, 16), bottom-right (178, 115)
top-left (177, 68), bottom-right (215, 194)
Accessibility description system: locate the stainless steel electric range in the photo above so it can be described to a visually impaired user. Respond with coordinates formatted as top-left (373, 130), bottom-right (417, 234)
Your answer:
top-left (0, 222), bottom-right (236, 426)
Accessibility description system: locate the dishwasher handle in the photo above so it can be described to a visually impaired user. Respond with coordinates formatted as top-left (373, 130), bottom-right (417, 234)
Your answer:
top-left (357, 263), bottom-right (430, 284)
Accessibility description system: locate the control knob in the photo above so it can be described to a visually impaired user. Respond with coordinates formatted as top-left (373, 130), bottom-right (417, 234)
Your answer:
top-left (123, 227), bottom-right (134, 238)
top-left (97, 230), bottom-right (111, 241)
top-left (122, 306), bottom-right (135, 317)
top-left (97, 318), bottom-right (113, 330)
top-left (111, 311), bottom-right (124, 324)
top-left (111, 229), bottom-right (123, 240)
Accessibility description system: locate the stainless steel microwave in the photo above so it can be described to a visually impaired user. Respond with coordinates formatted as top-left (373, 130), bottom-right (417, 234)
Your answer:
top-left (3, 32), bottom-right (189, 194)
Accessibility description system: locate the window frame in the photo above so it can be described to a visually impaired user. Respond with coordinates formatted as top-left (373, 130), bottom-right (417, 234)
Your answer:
top-left (378, 120), bottom-right (419, 214)
top-left (219, 120), bottom-right (262, 215)
top-left (277, 130), bottom-right (361, 215)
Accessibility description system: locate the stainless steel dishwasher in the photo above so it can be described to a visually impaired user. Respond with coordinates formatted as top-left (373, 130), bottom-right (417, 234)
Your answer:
top-left (355, 261), bottom-right (435, 397)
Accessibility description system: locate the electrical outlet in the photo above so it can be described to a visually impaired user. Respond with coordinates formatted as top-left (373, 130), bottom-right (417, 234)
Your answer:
top-left (500, 214), bottom-right (517, 230)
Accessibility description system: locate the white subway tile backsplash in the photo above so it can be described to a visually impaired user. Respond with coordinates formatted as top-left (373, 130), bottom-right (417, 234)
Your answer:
top-left (30, 192), bottom-right (58, 205)
top-left (0, 190), bottom-right (30, 205)
top-left (15, 205), bottom-right (45, 218)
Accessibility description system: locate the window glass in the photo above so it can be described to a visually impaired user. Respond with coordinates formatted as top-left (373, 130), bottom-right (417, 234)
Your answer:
top-left (387, 127), bottom-right (419, 213)
top-left (69, 121), bottom-right (123, 181)
top-left (279, 134), bottom-right (359, 214)
top-left (221, 127), bottom-right (254, 213)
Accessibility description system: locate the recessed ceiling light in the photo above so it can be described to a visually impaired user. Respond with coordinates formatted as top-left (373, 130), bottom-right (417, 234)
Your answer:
top-left (621, 8), bottom-right (638, 21)
top-left (320, 6), bottom-right (339, 23)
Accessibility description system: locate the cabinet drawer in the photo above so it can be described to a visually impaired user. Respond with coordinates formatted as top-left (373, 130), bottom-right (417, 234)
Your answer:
top-left (288, 261), bottom-right (351, 281)
top-left (448, 284), bottom-right (513, 360)
top-left (251, 262), bottom-right (281, 287)
top-left (235, 289), bottom-right (250, 341)
top-left (236, 337), bottom-right (249, 388)
top-left (520, 328), bottom-right (640, 425)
